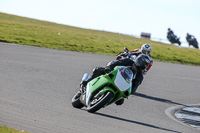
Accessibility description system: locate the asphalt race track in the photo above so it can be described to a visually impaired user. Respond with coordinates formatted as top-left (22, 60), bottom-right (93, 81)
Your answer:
top-left (0, 42), bottom-right (200, 133)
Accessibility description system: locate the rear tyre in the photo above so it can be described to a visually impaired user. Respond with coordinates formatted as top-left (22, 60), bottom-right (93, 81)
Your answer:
top-left (87, 91), bottom-right (114, 113)
top-left (71, 91), bottom-right (84, 108)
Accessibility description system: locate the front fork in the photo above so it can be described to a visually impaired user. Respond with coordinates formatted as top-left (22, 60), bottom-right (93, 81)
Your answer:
top-left (98, 87), bottom-right (115, 104)
top-left (80, 86), bottom-right (116, 106)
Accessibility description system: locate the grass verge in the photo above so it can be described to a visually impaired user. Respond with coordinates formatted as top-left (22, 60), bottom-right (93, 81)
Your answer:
top-left (0, 12), bottom-right (200, 65)
top-left (0, 125), bottom-right (28, 133)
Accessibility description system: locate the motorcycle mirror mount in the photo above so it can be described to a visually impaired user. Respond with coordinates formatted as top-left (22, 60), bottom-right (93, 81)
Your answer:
top-left (124, 47), bottom-right (129, 53)
top-left (81, 73), bottom-right (90, 82)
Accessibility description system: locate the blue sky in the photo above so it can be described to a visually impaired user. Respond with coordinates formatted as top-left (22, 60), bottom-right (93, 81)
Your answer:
top-left (1, 0), bottom-right (200, 47)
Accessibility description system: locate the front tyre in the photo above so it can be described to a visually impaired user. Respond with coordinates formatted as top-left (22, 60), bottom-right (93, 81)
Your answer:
top-left (71, 91), bottom-right (84, 109)
top-left (87, 91), bottom-right (114, 113)
top-left (177, 39), bottom-right (181, 45)
top-left (178, 41), bottom-right (181, 45)
top-left (193, 42), bottom-right (199, 49)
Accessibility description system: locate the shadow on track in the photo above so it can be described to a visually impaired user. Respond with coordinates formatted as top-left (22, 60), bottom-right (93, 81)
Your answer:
top-left (94, 112), bottom-right (181, 133)
top-left (134, 92), bottom-right (187, 106)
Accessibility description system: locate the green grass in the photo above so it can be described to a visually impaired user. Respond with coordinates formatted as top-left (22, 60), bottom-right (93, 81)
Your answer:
top-left (0, 125), bottom-right (28, 133)
top-left (0, 12), bottom-right (200, 65)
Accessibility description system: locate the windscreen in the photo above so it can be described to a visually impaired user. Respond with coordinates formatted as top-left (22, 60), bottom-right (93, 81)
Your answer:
top-left (118, 66), bottom-right (133, 84)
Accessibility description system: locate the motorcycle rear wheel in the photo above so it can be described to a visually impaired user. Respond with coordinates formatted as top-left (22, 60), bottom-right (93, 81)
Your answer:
top-left (71, 91), bottom-right (84, 109)
top-left (87, 91), bottom-right (114, 113)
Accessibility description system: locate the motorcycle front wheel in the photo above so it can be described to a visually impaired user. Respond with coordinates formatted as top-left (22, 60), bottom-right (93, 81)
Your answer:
top-left (71, 91), bottom-right (84, 109)
top-left (193, 42), bottom-right (199, 49)
top-left (87, 91), bottom-right (114, 113)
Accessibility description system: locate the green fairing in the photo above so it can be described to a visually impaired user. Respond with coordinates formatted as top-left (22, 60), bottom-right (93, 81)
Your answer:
top-left (87, 66), bottom-right (132, 105)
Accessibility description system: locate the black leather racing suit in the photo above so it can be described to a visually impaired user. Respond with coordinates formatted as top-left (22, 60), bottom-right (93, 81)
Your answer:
top-left (186, 34), bottom-right (193, 44)
top-left (85, 58), bottom-right (143, 95)
top-left (167, 30), bottom-right (174, 41)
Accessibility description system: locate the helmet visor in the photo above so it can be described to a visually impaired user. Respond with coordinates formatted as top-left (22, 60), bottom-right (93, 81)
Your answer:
top-left (142, 49), bottom-right (150, 55)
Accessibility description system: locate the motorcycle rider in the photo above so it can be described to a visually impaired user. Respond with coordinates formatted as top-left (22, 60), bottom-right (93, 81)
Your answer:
top-left (80, 54), bottom-right (151, 105)
top-left (186, 33), bottom-right (194, 44)
top-left (167, 28), bottom-right (181, 45)
top-left (117, 44), bottom-right (153, 75)
top-left (167, 28), bottom-right (174, 41)
top-left (186, 33), bottom-right (191, 41)
top-left (186, 33), bottom-right (199, 49)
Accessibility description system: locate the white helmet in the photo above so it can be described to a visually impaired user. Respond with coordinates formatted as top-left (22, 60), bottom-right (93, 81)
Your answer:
top-left (141, 44), bottom-right (152, 55)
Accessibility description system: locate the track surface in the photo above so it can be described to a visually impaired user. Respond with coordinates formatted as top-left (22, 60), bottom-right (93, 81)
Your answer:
top-left (0, 42), bottom-right (200, 133)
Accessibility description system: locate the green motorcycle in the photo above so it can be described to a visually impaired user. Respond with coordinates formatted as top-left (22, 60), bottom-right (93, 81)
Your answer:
top-left (72, 66), bottom-right (134, 113)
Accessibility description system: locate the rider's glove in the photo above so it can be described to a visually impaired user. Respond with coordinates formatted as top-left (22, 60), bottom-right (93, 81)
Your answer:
top-left (143, 69), bottom-right (147, 75)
